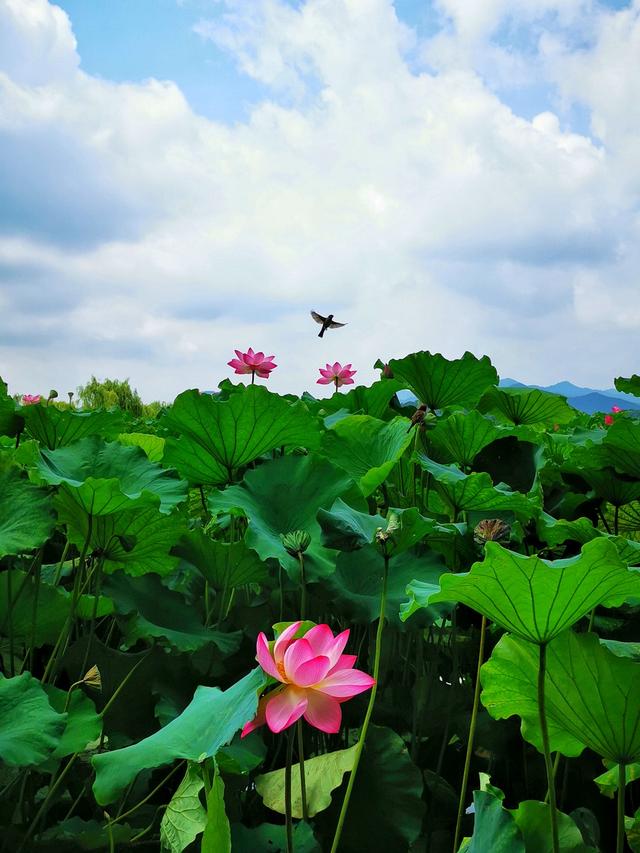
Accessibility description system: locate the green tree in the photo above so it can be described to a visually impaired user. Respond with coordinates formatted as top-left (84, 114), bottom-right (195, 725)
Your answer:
top-left (77, 377), bottom-right (144, 416)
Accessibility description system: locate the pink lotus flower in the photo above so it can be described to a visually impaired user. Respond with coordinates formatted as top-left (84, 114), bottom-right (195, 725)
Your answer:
top-left (21, 394), bottom-right (41, 405)
top-left (316, 362), bottom-right (357, 389)
top-left (242, 622), bottom-right (374, 736)
top-left (227, 348), bottom-right (277, 384)
top-left (611, 405), bottom-right (623, 414)
top-left (605, 414), bottom-right (614, 426)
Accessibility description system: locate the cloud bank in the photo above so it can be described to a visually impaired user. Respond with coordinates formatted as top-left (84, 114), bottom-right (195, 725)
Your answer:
top-left (1, 0), bottom-right (639, 399)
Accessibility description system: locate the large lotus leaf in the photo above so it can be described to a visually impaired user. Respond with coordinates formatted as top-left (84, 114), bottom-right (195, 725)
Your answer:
top-left (481, 631), bottom-right (640, 763)
top-left (160, 763), bottom-right (207, 853)
top-left (387, 351), bottom-right (498, 411)
top-left (416, 456), bottom-right (537, 521)
top-left (320, 415), bottom-right (413, 496)
top-left (117, 432), bottom-right (165, 462)
top-left (102, 572), bottom-right (241, 654)
top-left (478, 387), bottom-right (575, 425)
top-left (231, 822), bottom-right (320, 853)
top-left (0, 673), bottom-right (65, 766)
top-left (22, 405), bottom-right (125, 449)
top-left (0, 569), bottom-right (114, 646)
top-left (318, 498), bottom-right (459, 556)
top-left (44, 684), bottom-right (102, 759)
top-left (594, 762), bottom-right (640, 798)
top-left (536, 513), bottom-right (640, 565)
top-left (92, 667), bottom-right (265, 805)
top-left (0, 379), bottom-right (23, 438)
top-left (0, 468), bottom-right (55, 557)
top-left (34, 436), bottom-right (187, 514)
top-left (256, 745), bottom-right (357, 819)
top-left (428, 410), bottom-right (502, 468)
top-left (510, 801), bottom-right (597, 852)
top-left (305, 380), bottom-right (404, 420)
top-left (461, 789), bottom-right (525, 853)
top-left (401, 576), bottom-right (451, 623)
top-left (318, 725), bottom-right (424, 853)
top-left (162, 386), bottom-right (321, 486)
top-left (429, 539), bottom-right (640, 643)
top-left (615, 375), bottom-right (640, 397)
top-left (322, 545), bottom-right (447, 627)
top-left (55, 490), bottom-right (185, 577)
top-left (172, 529), bottom-right (269, 590)
top-left (201, 763), bottom-right (231, 853)
top-left (209, 455), bottom-right (355, 581)
top-left (576, 467), bottom-right (640, 507)
top-left (571, 420), bottom-right (640, 480)
top-left (627, 809), bottom-right (640, 853)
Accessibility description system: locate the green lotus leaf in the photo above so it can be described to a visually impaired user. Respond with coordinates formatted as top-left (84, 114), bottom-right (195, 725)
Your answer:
top-left (594, 762), bottom-right (640, 798)
top-left (428, 410), bottom-right (502, 468)
top-left (461, 789), bottom-right (525, 853)
top-left (614, 375), bottom-right (640, 397)
top-left (231, 822), bottom-right (320, 853)
top-left (479, 387), bottom-right (575, 426)
top-left (55, 490), bottom-right (186, 577)
top-left (102, 572), bottom-right (241, 653)
top-left (416, 456), bottom-right (537, 521)
top-left (92, 667), bottom-right (266, 805)
top-left (173, 529), bottom-right (269, 590)
top-left (0, 468), bottom-right (55, 557)
top-left (0, 379), bottom-right (23, 438)
top-left (44, 684), bottom-right (102, 759)
top-left (256, 744), bottom-right (357, 818)
top-left (320, 415), bottom-right (413, 496)
top-left (304, 380), bottom-right (404, 420)
top-left (387, 351), bottom-right (498, 411)
top-left (0, 673), bottom-right (65, 766)
top-left (480, 631), bottom-right (640, 763)
top-left (401, 576), bottom-right (451, 623)
top-left (0, 569), bottom-right (114, 646)
top-left (626, 808), bottom-right (640, 853)
top-left (576, 467), bottom-right (640, 507)
top-left (318, 498), bottom-right (458, 556)
top-left (429, 539), bottom-right (640, 643)
top-left (117, 432), bottom-right (165, 462)
top-left (318, 725), bottom-right (424, 853)
top-left (571, 420), bottom-right (640, 480)
top-left (216, 733), bottom-right (267, 776)
top-left (162, 386), bottom-right (321, 486)
top-left (34, 436), bottom-right (187, 514)
top-left (22, 405), bottom-right (125, 449)
top-left (160, 763), bottom-right (207, 853)
top-left (209, 455), bottom-right (355, 581)
top-left (323, 545), bottom-right (447, 627)
top-left (536, 512), bottom-right (640, 565)
top-left (38, 818), bottom-right (134, 849)
top-left (202, 762), bottom-right (231, 853)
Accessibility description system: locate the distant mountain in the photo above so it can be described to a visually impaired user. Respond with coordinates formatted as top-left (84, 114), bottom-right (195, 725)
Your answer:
top-left (499, 379), bottom-right (640, 414)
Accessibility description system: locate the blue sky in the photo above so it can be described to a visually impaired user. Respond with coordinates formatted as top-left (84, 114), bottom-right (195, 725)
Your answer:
top-left (1, 0), bottom-right (639, 399)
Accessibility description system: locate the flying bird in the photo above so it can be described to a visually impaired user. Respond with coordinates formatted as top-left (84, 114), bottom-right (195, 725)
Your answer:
top-left (311, 311), bottom-right (347, 338)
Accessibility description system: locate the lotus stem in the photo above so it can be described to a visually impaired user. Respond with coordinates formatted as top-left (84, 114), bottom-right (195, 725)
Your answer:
top-left (617, 761), bottom-right (626, 853)
top-left (453, 615), bottom-right (487, 853)
top-left (538, 642), bottom-right (560, 853)
top-left (330, 551), bottom-right (389, 853)
top-left (298, 552), bottom-right (307, 621)
top-left (285, 727), bottom-right (295, 853)
top-left (297, 719), bottom-right (309, 822)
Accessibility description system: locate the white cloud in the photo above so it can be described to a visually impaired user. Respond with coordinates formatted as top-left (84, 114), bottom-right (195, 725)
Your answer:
top-left (0, 0), bottom-right (639, 400)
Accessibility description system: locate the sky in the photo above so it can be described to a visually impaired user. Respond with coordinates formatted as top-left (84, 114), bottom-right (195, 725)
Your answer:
top-left (1, 0), bottom-right (639, 401)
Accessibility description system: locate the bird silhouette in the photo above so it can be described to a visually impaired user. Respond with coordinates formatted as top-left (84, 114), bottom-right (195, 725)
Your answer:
top-left (311, 311), bottom-right (347, 338)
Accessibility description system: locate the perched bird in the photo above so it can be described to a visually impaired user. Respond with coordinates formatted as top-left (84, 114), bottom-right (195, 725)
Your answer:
top-left (406, 403), bottom-right (427, 433)
top-left (311, 310), bottom-right (347, 338)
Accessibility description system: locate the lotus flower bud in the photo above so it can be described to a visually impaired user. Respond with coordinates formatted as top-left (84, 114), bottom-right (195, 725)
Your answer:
top-left (281, 530), bottom-right (311, 557)
top-left (81, 665), bottom-right (102, 690)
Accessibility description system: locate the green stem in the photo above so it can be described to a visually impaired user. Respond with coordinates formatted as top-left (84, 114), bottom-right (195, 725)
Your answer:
top-left (79, 555), bottom-right (104, 679)
top-left (279, 564), bottom-right (284, 623)
top-left (53, 539), bottom-right (70, 585)
top-left (617, 761), bottom-right (626, 853)
top-left (6, 569), bottom-right (15, 676)
top-left (452, 615), bottom-right (487, 853)
top-left (297, 720), bottom-right (309, 823)
top-left (587, 607), bottom-right (596, 633)
top-left (285, 727), bottom-right (295, 853)
top-left (298, 553), bottom-right (307, 621)
top-left (99, 647), bottom-right (154, 722)
top-left (27, 559), bottom-right (42, 674)
top-left (614, 504), bottom-right (620, 536)
top-left (330, 552), bottom-right (389, 853)
top-left (538, 642), bottom-right (560, 853)
top-left (105, 762), bottom-right (184, 828)
top-left (18, 753), bottom-right (78, 851)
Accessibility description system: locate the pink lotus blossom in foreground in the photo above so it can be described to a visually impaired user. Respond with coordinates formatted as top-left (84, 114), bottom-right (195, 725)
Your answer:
top-left (21, 394), bottom-right (41, 405)
top-left (316, 362), bottom-right (357, 389)
top-left (242, 622), bottom-right (374, 736)
top-left (227, 348), bottom-right (277, 383)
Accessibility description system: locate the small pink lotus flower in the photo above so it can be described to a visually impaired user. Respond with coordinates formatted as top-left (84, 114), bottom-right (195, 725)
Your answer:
top-left (604, 414), bottom-right (614, 425)
top-left (227, 348), bottom-right (277, 384)
top-left (611, 405), bottom-right (623, 414)
top-left (316, 362), bottom-right (357, 390)
top-left (21, 394), bottom-right (41, 405)
top-left (242, 622), bottom-right (374, 736)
